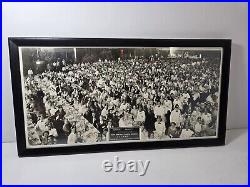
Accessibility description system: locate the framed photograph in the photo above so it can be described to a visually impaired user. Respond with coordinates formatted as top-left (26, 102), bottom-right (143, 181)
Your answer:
top-left (8, 38), bottom-right (231, 157)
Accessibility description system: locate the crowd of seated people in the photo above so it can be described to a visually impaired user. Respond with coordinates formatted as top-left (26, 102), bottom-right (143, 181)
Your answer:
top-left (25, 55), bottom-right (220, 146)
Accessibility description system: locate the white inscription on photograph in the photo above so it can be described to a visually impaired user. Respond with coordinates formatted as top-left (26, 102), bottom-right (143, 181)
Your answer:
top-left (19, 47), bottom-right (222, 148)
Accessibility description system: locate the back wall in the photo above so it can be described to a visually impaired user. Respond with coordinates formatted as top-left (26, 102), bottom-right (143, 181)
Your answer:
top-left (2, 2), bottom-right (248, 142)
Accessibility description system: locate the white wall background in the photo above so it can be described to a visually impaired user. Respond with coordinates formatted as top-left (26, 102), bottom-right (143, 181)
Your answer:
top-left (2, 2), bottom-right (248, 142)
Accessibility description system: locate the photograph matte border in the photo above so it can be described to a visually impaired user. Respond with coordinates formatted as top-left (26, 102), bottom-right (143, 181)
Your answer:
top-left (8, 38), bottom-right (231, 157)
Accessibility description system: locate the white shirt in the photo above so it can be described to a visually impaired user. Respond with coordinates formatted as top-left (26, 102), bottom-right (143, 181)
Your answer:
top-left (170, 109), bottom-right (182, 126)
top-left (113, 99), bottom-right (120, 107)
top-left (180, 129), bottom-right (194, 139)
top-left (67, 133), bottom-right (77, 144)
top-left (36, 120), bottom-right (48, 132)
top-left (155, 121), bottom-right (165, 132)
top-left (119, 103), bottom-right (128, 111)
top-left (206, 95), bottom-right (214, 103)
top-left (136, 111), bottom-right (145, 122)
top-left (194, 123), bottom-right (202, 133)
top-left (79, 105), bottom-right (88, 115)
top-left (49, 128), bottom-right (58, 137)
top-left (131, 109), bottom-right (138, 118)
top-left (119, 118), bottom-right (129, 127)
top-left (191, 110), bottom-right (201, 119)
top-left (164, 100), bottom-right (172, 112)
top-left (97, 79), bottom-right (105, 87)
top-left (202, 113), bottom-right (212, 125)
top-left (143, 92), bottom-right (149, 99)
top-left (50, 107), bottom-right (57, 116)
top-left (154, 105), bottom-right (165, 117)
top-left (101, 108), bottom-right (108, 117)
top-left (193, 93), bottom-right (200, 101)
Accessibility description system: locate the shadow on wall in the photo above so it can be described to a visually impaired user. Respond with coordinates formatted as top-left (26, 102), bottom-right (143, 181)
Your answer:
top-left (226, 43), bottom-right (248, 129)
top-left (226, 129), bottom-right (247, 145)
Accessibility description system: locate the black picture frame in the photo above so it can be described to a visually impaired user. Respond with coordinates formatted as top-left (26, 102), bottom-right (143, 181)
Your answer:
top-left (8, 38), bottom-right (231, 157)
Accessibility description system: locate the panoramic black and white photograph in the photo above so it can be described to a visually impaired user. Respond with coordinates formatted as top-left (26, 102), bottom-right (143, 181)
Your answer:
top-left (19, 46), bottom-right (222, 148)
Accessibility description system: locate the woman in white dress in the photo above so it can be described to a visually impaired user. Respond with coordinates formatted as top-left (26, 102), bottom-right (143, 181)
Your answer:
top-left (170, 105), bottom-right (182, 127)
top-left (67, 126), bottom-right (77, 144)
